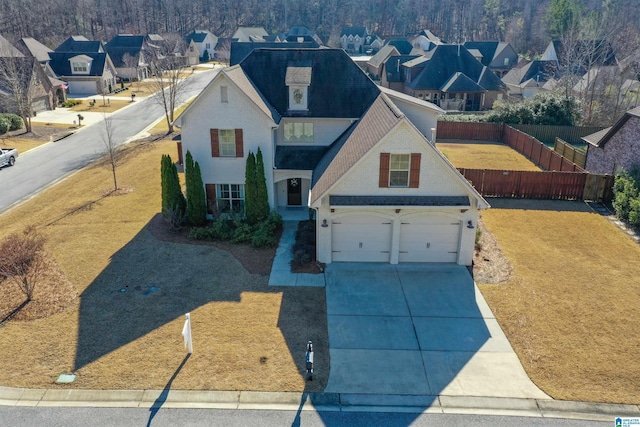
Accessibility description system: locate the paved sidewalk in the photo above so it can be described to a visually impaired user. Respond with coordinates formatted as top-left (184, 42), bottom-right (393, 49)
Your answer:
top-left (0, 386), bottom-right (638, 421)
top-left (268, 221), bottom-right (325, 287)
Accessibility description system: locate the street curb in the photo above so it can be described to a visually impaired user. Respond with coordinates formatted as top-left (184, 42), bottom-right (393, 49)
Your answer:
top-left (1, 386), bottom-right (639, 421)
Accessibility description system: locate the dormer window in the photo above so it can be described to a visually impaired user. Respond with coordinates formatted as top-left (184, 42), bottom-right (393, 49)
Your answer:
top-left (69, 55), bottom-right (92, 75)
top-left (285, 65), bottom-right (311, 111)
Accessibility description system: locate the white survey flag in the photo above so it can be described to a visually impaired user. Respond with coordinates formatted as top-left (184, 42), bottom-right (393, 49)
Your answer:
top-left (182, 313), bottom-right (193, 354)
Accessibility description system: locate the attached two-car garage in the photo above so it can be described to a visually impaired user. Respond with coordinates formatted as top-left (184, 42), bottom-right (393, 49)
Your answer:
top-left (331, 214), bottom-right (461, 263)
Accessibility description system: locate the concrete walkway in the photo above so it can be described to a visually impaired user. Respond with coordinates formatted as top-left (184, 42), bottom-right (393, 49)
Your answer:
top-left (268, 221), bottom-right (325, 287)
top-left (324, 263), bottom-right (549, 400)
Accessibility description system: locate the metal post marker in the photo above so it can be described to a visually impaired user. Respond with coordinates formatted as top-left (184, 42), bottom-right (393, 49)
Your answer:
top-left (182, 313), bottom-right (193, 354)
top-left (305, 341), bottom-right (314, 381)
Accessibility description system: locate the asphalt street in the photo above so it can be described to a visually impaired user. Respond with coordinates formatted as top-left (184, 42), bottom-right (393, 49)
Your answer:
top-left (0, 407), bottom-right (612, 427)
top-left (0, 68), bottom-right (218, 214)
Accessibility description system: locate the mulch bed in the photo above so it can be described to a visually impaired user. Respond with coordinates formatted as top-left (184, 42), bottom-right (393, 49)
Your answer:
top-left (147, 214), bottom-right (277, 276)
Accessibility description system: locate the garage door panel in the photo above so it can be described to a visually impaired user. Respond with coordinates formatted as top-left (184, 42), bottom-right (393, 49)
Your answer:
top-left (332, 215), bottom-right (391, 263)
top-left (399, 217), bottom-right (460, 263)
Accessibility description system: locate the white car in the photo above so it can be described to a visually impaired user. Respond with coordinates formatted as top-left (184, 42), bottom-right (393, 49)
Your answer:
top-left (0, 147), bottom-right (18, 167)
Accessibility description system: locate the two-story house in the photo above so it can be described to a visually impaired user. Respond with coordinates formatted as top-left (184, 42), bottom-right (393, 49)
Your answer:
top-left (340, 27), bottom-right (368, 54)
top-left (175, 48), bottom-right (488, 266)
top-left (49, 36), bottom-right (116, 95)
top-left (463, 41), bottom-right (518, 78)
top-left (104, 34), bottom-right (151, 81)
top-left (185, 30), bottom-right (218, 61)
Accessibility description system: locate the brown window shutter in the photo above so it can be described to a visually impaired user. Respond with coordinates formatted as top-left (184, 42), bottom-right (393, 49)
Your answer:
top-left (235, 129), bottom-right (244, 158)
top-left (409, 153), bottom-right (421, 188)
top-left (176, 141), bottom-right (183, 165)
top-left (379, 153), bottom-right (390, 188)
top-left (205, 184), bottom-right (217, 215)
top-left (210, 129), bottom-right (219, 157)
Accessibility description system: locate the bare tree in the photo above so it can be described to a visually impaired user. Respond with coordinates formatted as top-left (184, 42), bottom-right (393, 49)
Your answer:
top-left (99, 113), bottom-right (123, 191)
top-left (0, 55), bottom-right (47, 133)
top-left (0, 226), bottom-right (47, 302)
top-left (149, 51), bottom-right (192, 134)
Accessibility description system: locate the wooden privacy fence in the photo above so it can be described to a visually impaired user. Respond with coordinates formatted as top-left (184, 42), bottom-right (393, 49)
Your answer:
top-left (508, 124), bottom-right (605, 145)
top-left (436, 121), bottom-right (503, 141)
top-left (554, 137), bottom-right (587, 169)
top-left (458, 169), bottom-right (614, 201)
top-left (502, 126), bottom-right (585, 172)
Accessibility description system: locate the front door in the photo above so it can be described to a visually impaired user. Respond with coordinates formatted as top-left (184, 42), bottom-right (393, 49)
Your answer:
top-left (287, 178), bottom-right (302, 205)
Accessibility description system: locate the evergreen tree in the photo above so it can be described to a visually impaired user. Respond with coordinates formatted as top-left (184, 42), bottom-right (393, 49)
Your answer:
top-left (185, 151), bottom-right (195, 222)
top-left (255, 147), bottom-right (270, 222)
top-left (191, 161), bottom-right (207, 225)
top-left (161, 154), bottom-right (171, 215)
top-left (161, 154), bottom-right (186, 225)
top-left (245, 151), bottom-right (257, 223)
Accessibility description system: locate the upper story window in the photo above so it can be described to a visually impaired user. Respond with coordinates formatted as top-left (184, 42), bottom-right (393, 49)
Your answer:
top-left (389, 154), bottom-right (410, 187)
top-left (220, 86), bottom-right (228, 103)
top-left (284, 122), bottom-right (313, 143)
top-left (219, 129), bottom-right (236, 156)
top-left (504, 57), bottom-right (510, 66)
top-left (72, 62), bottom-right (88, 73)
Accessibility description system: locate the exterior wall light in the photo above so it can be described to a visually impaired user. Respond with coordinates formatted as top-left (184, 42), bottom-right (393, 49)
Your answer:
top-left (467, 220), bottom-right (475, 229)
top-left (321, 219), bottom-right (329, 228)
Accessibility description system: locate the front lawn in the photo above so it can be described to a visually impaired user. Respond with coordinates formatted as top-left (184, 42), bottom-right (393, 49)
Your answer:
top-left (0, 137), bottom-right (328, 391)
top-left (478, 199), bottom-right (640, 404)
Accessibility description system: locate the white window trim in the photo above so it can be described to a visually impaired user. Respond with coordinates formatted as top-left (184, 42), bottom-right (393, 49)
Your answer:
top-left (219, 129), bottom-right (236, 157)
top-left (389, 154), bottom-right (410, 187)
top-left (289, 85), bottom-right (308, 111)
top-left (283, 122), bottom-right (313, 143)
top-left (216, 184), bottom-right (245, 214)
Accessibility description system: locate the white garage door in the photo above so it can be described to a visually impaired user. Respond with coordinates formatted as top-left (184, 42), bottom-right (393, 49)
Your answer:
top-left (399, 217), bottom-right (461, 263)
top-left (332, 215), bottom-right (392, 262)
top-left (68, 81), bottom-right (96, 95)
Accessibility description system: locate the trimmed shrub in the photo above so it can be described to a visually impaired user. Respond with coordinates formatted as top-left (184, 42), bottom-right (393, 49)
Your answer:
top-left (0, 113), bottom-right (23, 131)
top-left (613, 167), bottom-right (640, 228)
top-left (0, 116), bottom-right (9, 135)
top-left (251, 221), bottom-right (278, 248)
top-left (232, 221), bottom-right (253, 243)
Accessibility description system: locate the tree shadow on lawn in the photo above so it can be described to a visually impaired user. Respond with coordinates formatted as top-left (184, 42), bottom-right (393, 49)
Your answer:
top-left (74, 218), bottom-right (328, 391)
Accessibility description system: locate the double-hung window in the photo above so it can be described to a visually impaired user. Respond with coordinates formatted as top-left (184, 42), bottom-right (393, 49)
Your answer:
top-left (217, 184), bottom-right (245, 214)
top-left (389, 154), bottom-right (411, 187)
top-left (219, 129), bottom-right (236, 157)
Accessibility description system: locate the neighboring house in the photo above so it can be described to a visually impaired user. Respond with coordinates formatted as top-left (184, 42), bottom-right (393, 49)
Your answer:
top-left (410, 30), bottom-right (444, 52)
top-left (583, 107), bottom-right (640, 175)
top-left (382, 44), bottom-right (507, 111)
top-left (501, 60), bottom-right (557, 98)
top-left (186, 30), bottom-right (218, 61)
top-left (542, 39), bottom-right (617, 75)
top-left (214, 38), bottom-right (235, 64)
top-left (232, 27), bottom-right (268, 43)
top-left (105, 34), bottom-right (150, 81)
top-left (380, 55), bottom-right (420, 91)
top-left (55, 35), bottom-right (103, 53)
top-left (386, 37), bottom-right (414, 55)
top-left (0, 35), bottom-right (56, 113)
top-left (367, 45), bottom-right (401, 79)
top-left (15, 37), bottom-right (67, 105)
top-left (340, 26), bottom-right (368, 54)
top-left (175, 48), bottom-right (488, 266)
top-left (463, 41), bottom-right (518, 77)
top-left (185, 40), bottom-right (200, 66)
top-left (363, 34), bottom-right (383, 54)
top-left (284, 26), bottom-right (323, 46)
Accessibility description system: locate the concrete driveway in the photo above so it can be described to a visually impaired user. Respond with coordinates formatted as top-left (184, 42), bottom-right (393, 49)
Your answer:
top-left (324, 263), bottom-right (549, 399)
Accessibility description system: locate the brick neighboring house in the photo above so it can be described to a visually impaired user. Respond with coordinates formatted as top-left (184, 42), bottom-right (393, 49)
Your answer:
top-left (583, 107), bottom-right (640, 175)
top-left (175, 48), bottom-right (489, 266)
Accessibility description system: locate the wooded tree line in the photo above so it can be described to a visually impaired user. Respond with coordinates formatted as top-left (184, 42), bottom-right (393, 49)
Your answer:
top-left (1, 0), bottom-right (638, 55)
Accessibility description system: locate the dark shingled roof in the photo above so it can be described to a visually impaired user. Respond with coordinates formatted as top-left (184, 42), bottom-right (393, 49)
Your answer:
top-left (230, 42), bottom-right (319, 66)
top-left (441, 72), bottom-right (486, 93)
top-left (502, 60), bottom-right (555, 85)
top-left (186, 31), bottom-right (209, 43)
top-left (548, 39), bottom-right (617, 68)
top-left (582, 107), bottom-right (640, 147)
top-left (238, 48), bottom-right (380, 118)
top-left (105, 35), bottom-right (146, 67)
top-left (275, 145), bottom-right (329, 170)
top-left (48, 52), bottom-right (108, 77)
top-left (407, 45), bottom-right (506, 91)
top-left (340, 26), bottom-right (367, 37)
top-left (386, 38), bottom-right (413, 55)
top-left (384, 55), bottom-right (419, 82)
top-left (55, 36), bottom-right (103, 53)
top-left (329, 195), bottom-right (471, 207)
top-left (463, 41), bottom-right (502, 67)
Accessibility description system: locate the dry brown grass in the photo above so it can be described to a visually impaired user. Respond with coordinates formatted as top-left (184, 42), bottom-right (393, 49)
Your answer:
top-left (478, 200), bottom-right (640, 404)
top-left (437, 141), bottom-right (541, 171)
top-left (0, 138), bottom-right (327, 392)
top-left (1, 124), bottom-right (78, 153)
top-left (110, 81), bottom-right (169, 98)
top-left (69, 99), bottom-right (131, 113)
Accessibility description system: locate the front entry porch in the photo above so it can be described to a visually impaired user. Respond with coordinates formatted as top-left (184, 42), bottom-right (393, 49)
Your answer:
top-left (274, 174), bottom-right (311, 220)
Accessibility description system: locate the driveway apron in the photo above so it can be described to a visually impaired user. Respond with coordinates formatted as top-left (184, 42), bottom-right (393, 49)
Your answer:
top-left (324, 263), bottom-right (549, 399)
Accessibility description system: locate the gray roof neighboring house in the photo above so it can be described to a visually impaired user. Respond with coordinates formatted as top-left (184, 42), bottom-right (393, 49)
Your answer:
top-left (0, 34), bottom-right (24, 57)
top-left (233, 27), bottom-right (269, 42)
top-left (463, 41), bottom-right (516, 69)
top-left (55, 36), bottom-right (103, 53)
top-left (383, 55), bottom-right (420, 82)
top-left (186, 30), bottom-right (212, 44)
top-left (340, 26), bottom-right (367, 37)
top-left (502, 60), bottom-right (556, 85)
top-left (582, 107), bottom-right (640, 147)
top-left (405, 44), bottom-right (506, 92)
top-left (105, 34), bottom-right (147, 67)
top-left (16, 37), bottom-right (53, 62)
top-left (229, 42), bottom-right (319, 66)
top-left (48, 52), bottom-right (109, 77)
top-left (367, 45), bottom-right (401, 69)
top-left (386, 38), bottom-right (413, 55)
